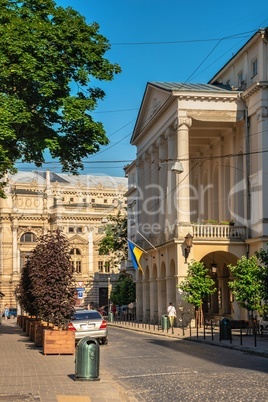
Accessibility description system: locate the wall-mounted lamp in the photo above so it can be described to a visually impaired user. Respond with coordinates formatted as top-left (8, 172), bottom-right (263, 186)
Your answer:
top-left (184, 233), bottom-right (193, 263)
top-left (171, 161), bottom-right (184, 174)
top-left (210, 253), bottom-right (217, 274)
top-left (211, 263), bottom-right (217, 274)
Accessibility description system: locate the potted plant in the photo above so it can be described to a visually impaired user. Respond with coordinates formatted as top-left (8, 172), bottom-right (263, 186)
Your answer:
top-left (203, 219), bottom-right (218, 225)
top-left (20, 229), bottom-right (76, 354)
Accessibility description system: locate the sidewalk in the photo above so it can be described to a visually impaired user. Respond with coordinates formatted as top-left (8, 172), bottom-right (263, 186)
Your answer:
top-left (0, 319), bottom-right (138, 402)
top-left (109, 319), bottom-right (268, 358)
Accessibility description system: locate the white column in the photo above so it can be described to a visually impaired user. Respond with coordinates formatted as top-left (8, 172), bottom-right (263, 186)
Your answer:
top-left (176, 116), bottom-right (192, 224)
top-left (12, 220), bottom-right (18, 274)
top-left (165, 128), bottom-right (177, 232)
top-left (88, 229), bottom-right (94, 273)
top-left (157, 136), bottom-right (167, 240)
top-left (148, 144), bottom-right (159, 235)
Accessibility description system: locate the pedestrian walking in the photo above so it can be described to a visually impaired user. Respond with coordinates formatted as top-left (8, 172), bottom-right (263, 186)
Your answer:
top-left (167, 302), bottom-right (176, 333)
top-left (4, 304), bottom-right (9, 320)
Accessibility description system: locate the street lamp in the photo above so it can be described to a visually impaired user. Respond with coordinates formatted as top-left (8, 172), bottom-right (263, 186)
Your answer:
top-left (184, 233), bottom-right (193, 263)
top-left (107, 276), bottom-right (112, 314)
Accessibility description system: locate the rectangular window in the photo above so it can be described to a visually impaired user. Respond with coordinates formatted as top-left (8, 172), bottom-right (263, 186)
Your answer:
top-left (68, 227), bottom-right (75, 233)
top-left (77, 227), bottom-right (83, 233)
top-left (252, 58), bottom-right (258, 77)
top-left (20, 252), bottom-right (32, 269)
top-left (91, 199), bottom-right (95, 203)
top-left (70, 197), bottom-right (74, 202)
top-left (98, 261), bottom-right (104, 272)
top-left (104, 261), bottom-right (110, 273)
top-left (238, 71), bottom-right (243, 88)
top-left (104, 199), bottom-right (107, 203)
top-left (76, 261), bottom-right (82, 273)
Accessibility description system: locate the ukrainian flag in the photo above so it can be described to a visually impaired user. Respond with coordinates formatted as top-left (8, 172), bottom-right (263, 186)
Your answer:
top-left (128, 240), bottom-right (144, 274)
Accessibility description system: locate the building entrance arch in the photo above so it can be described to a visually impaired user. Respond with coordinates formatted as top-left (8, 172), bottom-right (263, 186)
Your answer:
top-left (201, 251), bottom-right (238, 319)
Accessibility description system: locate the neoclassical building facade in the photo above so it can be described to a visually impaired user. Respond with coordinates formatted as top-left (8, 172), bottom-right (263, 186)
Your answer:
top-left (125, 28), bottom-right (268, 324)
top-left (0, 170), bottom-right (127, 312)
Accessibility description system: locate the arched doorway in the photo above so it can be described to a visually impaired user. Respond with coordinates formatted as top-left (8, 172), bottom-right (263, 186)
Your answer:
top-left (201, 251), bottom-right (238, 319)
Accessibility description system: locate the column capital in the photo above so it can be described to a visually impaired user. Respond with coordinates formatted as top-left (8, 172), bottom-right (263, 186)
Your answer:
top-left (164, 127), bottom-right (174, 139)
top-left (175, 116), bottom-right (192, 129)
top-left (156, 135), bottom-right (165, 148)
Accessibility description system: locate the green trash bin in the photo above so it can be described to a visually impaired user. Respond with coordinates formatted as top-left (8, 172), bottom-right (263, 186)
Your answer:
top-left (108, 312), bottom-right (114, 323)
top-left (161, 314), bottom-right (170, 331)
top-left (220, 318), bottom-right (232, 340)
top-left (75, 336), bottom-right (100, 381)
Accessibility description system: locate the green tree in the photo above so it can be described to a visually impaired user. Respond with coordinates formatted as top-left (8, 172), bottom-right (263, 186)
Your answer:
top-left (28, 229), bottom-right (76, 329)
top-left (0, 0), bottom-right (121, 196)
top-left (98, 212), bottom-right (128, 269)
top-left (228, 255), bottom-right (264, 317)
top-left (255, 248), bottom-right (268, 315)
top-left (178, 261), bottom-right (216, 325)
top-left (110, 273), bottom-right (135, 306)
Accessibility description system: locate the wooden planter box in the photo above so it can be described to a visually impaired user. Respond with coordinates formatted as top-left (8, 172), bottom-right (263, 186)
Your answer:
top-left (29, 320), bottom-right (40, 341)
top-left (17, 315), bottom-right (22, 326)
top-left (26, 318), bottom-right (38, 336)
top-left (22, 315), bottom-right (29, 331)
top-left (34, 324), bottom-right (46, 347)
top-left (42, 329), bottom-right (75, 355)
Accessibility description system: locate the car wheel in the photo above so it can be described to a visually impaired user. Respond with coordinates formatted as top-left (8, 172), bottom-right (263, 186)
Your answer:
top-left (101, 337), bottom-right (108, 345)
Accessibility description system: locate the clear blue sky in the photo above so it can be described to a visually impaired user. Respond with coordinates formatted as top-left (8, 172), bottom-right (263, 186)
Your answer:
top-left (19, 0), bottom-right (268, 177)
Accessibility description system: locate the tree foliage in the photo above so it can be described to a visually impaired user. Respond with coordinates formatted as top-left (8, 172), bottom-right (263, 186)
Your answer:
top-left (98, 212), bottom-right (128, 269)
top-left (228, 255), bottom-right (264, 314)
top-left (178, 261), bottom-right (216, 308)
top-left (253, 250), bottom-right (268, 315)
top-left (110, 273), bottom-right (136, 306)
top-left (15, 257), bottom-right (38, 317)
top-left (0, 0), bottom-right (121, 196)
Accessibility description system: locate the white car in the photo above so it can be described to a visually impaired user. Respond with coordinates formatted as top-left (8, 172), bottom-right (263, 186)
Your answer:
top-left (68, 309), bottom-right (108, 344)
top-left (259, 315), bottom-right (268, 334)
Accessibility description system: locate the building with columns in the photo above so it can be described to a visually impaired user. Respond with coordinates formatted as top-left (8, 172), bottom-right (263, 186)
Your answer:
top-left (125, 27), bottom-right (268, 324)
top-left (0, 170), bottom-right (127, 313)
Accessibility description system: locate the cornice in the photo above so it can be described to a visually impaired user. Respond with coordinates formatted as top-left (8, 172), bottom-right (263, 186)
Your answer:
top-left (177, 92), bottom-right (238, 103)
top-left (241, 81), bottom-right (268, 100)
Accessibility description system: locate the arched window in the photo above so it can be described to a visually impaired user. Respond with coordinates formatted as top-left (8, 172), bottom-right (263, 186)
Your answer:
top-left (70, 248), bottom-right (82, 273)
top-left (20, 232), bottom-right (37, 243)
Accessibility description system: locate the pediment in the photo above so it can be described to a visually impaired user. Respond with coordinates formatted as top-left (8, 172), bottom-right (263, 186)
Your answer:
top-left (131, 83), bottom-right (171, 143)
top-left (69, 234), bottom-right (88, 245)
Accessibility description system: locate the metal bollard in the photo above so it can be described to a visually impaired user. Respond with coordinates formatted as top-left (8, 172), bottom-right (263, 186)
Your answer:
top-left (75, 336), bottom-right (100, 381)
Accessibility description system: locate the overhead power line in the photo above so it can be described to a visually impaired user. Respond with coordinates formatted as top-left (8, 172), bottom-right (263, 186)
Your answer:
top-left (110, 30), bottom-right (256, 46)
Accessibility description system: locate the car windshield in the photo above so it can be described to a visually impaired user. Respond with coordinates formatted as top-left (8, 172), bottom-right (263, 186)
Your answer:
top-left (73, 312), bottom-right (101, 320)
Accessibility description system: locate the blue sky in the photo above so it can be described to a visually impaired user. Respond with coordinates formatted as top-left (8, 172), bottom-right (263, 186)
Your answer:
top-left (19, 0), bottom-right (268, 177)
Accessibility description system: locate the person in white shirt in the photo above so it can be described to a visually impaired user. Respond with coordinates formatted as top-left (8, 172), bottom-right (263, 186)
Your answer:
top-left (167, 302), bottom-right (176, 332)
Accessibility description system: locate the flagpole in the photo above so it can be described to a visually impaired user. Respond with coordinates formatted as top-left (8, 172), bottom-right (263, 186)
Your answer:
top-left (127, 238), bottom-right (148, 254)
top-left (136, 230), bottom-right (158, 251)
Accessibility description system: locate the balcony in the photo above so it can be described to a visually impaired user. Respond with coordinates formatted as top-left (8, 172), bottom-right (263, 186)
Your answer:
top-left (192, 224), bottom-right (248, 240)
top-left (136, 224), bottom-right (248, 250)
